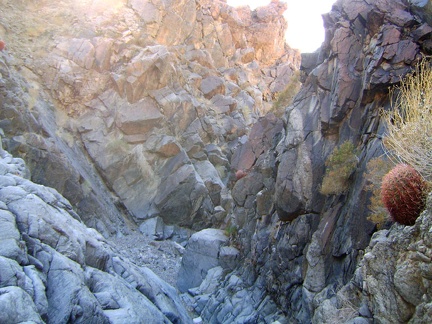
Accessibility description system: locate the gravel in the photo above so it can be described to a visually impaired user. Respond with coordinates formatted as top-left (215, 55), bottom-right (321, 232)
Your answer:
top-left (109, 231), bottom-right (185, 288)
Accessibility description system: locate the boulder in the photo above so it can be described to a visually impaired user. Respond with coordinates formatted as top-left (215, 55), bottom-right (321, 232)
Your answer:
top-left (139, 216), bottom-right (165, 240)
top-left (177, 229), bottom-right (230, 292)
top-left (154, 162), bottom-right (209, 227)
top-left (116, 98), bottom-right (164, 135)
top-left (194, 160), bottom-right (225, 206)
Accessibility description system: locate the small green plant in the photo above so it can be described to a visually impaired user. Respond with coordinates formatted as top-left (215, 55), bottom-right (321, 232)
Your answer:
top-left (382, 58), bottom-right (432, 181)
top-left (224, 224), bottom-right (238, 239)
top-left (320, 141), bottom-right (358, 195)
top-left (271, 70), bottom-right (301, 117)
top-left (381, 163), bottom-right (429, 225)
top-left (365, 157), bottom-right (393, 229)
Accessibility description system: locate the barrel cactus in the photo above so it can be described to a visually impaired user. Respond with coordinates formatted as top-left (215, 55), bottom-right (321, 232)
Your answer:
top-left (381, 164), bottom-right (429, 225)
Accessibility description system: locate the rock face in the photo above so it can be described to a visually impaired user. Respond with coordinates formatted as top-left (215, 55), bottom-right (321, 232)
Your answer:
top-left (0, 146), bottom-right (192, 323)
top-left (0, 0), bottom-right (300, 232)
top-left (1, 0), bottom-right (432, 323)
top-left (314, 194), bottom-right (432, 323)
top-left (183, 0), bottom-right (432, 322)
top-left (0, 51), bottom-right (131, 238)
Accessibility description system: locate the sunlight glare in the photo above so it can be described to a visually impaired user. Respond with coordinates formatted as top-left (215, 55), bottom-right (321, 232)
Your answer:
top-left (227, 0), bottom-right (336, 53)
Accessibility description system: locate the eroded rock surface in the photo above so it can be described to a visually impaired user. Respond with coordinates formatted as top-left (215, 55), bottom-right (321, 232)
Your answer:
top-left (314, 194), bottom-right (432, 323)
top-left (0, 147), bottom-right (192, 323)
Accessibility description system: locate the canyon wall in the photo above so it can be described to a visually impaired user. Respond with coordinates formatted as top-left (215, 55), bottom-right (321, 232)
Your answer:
top-left (0, 0), bottom-right (299, 235)
top-left (182, 0), bottom-right (432, 322)
top-left (1, 0), bottom-right (432, 322)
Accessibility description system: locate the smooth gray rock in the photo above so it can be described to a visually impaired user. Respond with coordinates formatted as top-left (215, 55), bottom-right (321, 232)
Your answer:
top-left (0, 147), bottom-right (193, 324)
top-left (140, 216), bottom-right (165, 240)
top-left (86, 268), bottom-right (170, 324)
top-left (0, 209), bottom-right (27, 264)
top-left (177, 229), bottom-right (228, 292)
top-left (0, 286), bottom-right (43, 324)
top-left (24, 265), bottom-right (49, 320)
top-left (44, 249), bottom-right (108, 324)
top-left (0, 256), bottom-right (30, 290)
top-left (196, 266), bottom-right (224, 295)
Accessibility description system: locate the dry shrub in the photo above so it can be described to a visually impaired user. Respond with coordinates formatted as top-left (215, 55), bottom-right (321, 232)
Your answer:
top-left (320, 141), bottom-right (358, 195)
top-left (382, 58), bottom-right (432, 181)
top-left (271, 70), bottom-right (301, 117)
top-left (365, 157), bottom-right (393, 229)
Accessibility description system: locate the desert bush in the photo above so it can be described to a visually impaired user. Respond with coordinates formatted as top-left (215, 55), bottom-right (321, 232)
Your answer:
top-left (320, 141), bottom-right (358, 195)
top-left (271, 70), bottom-right (301, 117)
top-left (365, 157), bottom-right (393, 229)
top-left (382, 58), bottom-right (432, 181)
top-left (224, 224), bottom-right (238, 238)
top-left (381, 163), bottom-right (429, 225)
